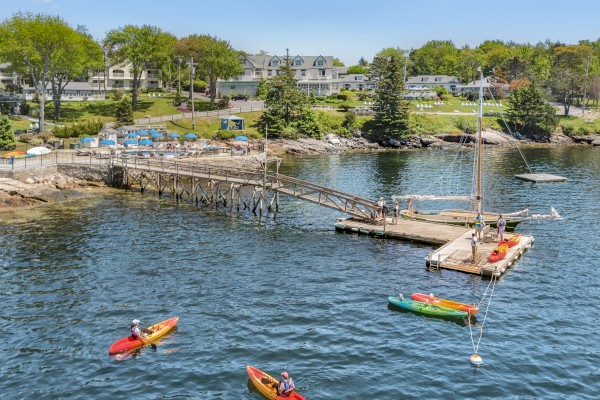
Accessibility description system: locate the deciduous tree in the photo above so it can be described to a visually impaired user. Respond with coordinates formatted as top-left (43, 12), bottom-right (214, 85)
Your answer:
top-left (104, 25), bottom-right (176, 110)
top-left (506, 82), bottom-right (558, 138)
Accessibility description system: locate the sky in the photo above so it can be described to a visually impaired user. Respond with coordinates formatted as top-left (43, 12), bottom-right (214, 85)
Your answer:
top-left (2, 0), bottom-right (600, 66)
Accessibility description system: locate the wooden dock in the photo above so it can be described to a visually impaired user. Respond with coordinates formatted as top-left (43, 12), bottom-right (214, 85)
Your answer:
top-left (515, 173), bottom-right (567, 182)
top-left (335, 218), bottom-right (533, 277)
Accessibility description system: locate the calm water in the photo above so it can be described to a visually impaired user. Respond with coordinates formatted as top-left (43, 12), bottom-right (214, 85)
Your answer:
top-left (1, 146), bottom-right (599, 399)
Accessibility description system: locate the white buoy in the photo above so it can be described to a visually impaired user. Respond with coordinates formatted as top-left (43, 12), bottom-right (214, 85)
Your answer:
top-left (470, 354), bottom-right (483, 365)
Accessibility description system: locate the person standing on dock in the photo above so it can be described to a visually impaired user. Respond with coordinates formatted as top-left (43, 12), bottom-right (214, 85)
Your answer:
top-left (497, 214), bottom-right (506, 242)
top-left (393, 202), bottom-right (400, 224)
top-left (474, 213), bottom-right (484, 241)
top-left (471, 233), bottom-right (477, 263)
top-left (377, 197), bottom-right (385, 218)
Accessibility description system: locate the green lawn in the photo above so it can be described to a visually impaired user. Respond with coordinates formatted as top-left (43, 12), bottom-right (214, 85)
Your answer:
top-left (559, 115), bottom-right (600, 135)
top-left (166, 111), bottom-right (264, 139)
top-left (8, 116), bottom-right (33, 131)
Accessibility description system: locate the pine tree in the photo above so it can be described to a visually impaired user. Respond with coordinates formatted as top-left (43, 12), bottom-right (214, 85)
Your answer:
top-left (0, 114), bottom-right (16, 150)
top-left (256, 77), bottom-right (268, 100)
top-left (255, 56), bottom-right (319, 137)
top-left (115, 96), bottom-right (134, 125)
top-left (507, 82), bottom-right (558, 138)
top-left (370, 56), bottom-right (410, 140)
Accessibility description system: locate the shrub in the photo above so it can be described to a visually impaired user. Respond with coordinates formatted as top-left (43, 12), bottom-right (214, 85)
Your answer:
top-left (213, 129), bottom-right (237, 140)
top-left (561, 124), bottom-right (575, 134)
top-left (112, 88), bottom-right (125, 101)
top-left (453, 116), bottom-right (477, 134)
top-left (52, 120), bottom-right (104, 139)
top-left (278, 126), bottom-right (300, 139)
top-left (218, 96), bottom-right (231, 110)
top-left (339, 101), bottom-right (352, 111)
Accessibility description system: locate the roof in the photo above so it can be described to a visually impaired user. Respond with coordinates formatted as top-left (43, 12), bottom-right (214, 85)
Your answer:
top-left (0, 90), bottom-right (23, 102)
top-left (221, 115), bottom-right (244, 121)
top-left (240, 55), bottom-right (335, 69)
top-left (336, 74), bottom-right (372, 84)
top-left (460, 76), bottom-right (494, 88)
top-left (23, 81), bottom-right (100, 91)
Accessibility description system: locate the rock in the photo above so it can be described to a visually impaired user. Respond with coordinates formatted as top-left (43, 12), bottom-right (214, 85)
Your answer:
top-left (592, 139), bottom-right (600, 146)
top-left (25, 178), bottom-right (35, 184)
top-left (55, 179), bottom-right (68, 190)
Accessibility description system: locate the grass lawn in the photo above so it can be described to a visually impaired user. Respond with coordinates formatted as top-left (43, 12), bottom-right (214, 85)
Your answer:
top-left (559, 115), bottom-right (600, 135)
top-left (8, 116), bottom-right (33, 131)
top-left (166, 111), bottom-right (264, 139)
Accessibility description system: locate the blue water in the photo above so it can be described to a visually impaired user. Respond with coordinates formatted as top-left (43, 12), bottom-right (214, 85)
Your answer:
top-left (1, 146), bottom-right (599, 399)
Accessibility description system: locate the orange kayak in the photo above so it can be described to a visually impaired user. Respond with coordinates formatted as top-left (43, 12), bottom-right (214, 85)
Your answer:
top-left (247, 366), bottom-right (306, 400)
top-left (505, 234), bottom-right (522, 248)
top-left (109, 317), bottom-right (179, 354)
top-left (489, 241), bottom-right (508, 263)
top-left (410, 293), bottom-right (479, 315)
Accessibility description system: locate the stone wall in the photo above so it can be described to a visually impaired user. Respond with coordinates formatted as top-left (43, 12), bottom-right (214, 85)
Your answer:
top-left (56, 164), bottom-right (113, 185)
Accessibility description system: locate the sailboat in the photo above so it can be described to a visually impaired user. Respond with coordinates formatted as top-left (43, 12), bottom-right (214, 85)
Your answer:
top-left (396, 67), bottom-right (530, 231)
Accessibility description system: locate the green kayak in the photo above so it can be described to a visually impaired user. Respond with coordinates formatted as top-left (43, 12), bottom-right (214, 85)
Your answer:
top-left (388, 296), bottom-right (468, 318)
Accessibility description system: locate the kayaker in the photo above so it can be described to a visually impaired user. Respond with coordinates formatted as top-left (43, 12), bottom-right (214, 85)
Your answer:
top-left (278, 371), bottom-right (295, 397)
top-left (130, 319), bottom-right (152, 339)
top-left (471, 233), bottom-right (477, 263)
top-left (497, 214), bottom-right (506, 242)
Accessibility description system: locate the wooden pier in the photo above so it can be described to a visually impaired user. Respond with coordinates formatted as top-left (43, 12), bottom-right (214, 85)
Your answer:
top-left (335, 218), bottom-right (533, 277)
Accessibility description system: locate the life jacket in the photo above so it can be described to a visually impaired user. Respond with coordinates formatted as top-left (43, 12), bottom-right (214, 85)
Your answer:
top-left (280, 378), bottom-right (294, 394)
top-left (131, 325), bottom-right (142, 338)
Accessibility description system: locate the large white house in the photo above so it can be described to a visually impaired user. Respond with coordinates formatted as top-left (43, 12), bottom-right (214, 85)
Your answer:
top-left (336, 74), bottom-right (375, 91)
top-left (23, 82), bottom-right (106, 102)
top-left (0, 63), bottom-right (20, 87)
top-left (218, 55), bottom-right (341, 97)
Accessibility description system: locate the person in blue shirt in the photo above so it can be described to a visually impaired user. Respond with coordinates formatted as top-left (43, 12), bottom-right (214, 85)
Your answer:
top-left (474, 213), bottom-right (484, 241)
top-left (497, 214), bottom-right (506, 242)
top-left (278, 371), bottom-right (295, 397)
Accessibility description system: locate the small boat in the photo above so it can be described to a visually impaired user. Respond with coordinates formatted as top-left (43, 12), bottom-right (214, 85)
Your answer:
top-left (247, 366), bottom-right (306, 400)
top-left (108, 316), bottom-right (179, 354)
top-left (505, 234), bottom-right (522, 248)
top-left (388, 296), bottom-right (468, 318)
top-left (410, 293), bottom-right (479, 315)
top-left (488, 241), bottom-right (509, 263)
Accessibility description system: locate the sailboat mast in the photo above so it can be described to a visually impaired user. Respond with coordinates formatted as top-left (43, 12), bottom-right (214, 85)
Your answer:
top-left (476, 67), bottom-right (484, 215)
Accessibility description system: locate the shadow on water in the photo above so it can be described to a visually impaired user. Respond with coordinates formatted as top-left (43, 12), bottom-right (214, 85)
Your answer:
top-left (387, 303), bottom-right (478, 327)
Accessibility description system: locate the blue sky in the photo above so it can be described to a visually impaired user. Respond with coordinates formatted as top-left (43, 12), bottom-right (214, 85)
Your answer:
top-left (3, 0), bottom-right (600, 65)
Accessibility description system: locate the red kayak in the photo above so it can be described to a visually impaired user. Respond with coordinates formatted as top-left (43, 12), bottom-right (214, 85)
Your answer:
top-left (109, 317), bottom-right (179, 354)
top-left (489, 241), bottom-right (508, 263)
top-left (505, 234), bottom-right (522, 248)
top-left (410, 293), bottom-right (479, 315)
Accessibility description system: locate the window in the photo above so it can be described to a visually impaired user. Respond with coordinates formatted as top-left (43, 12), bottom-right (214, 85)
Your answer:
top-left (255, 69), bottom-right (262, 76)
top-left (268, 70), bottom-right (272, 76)
top-left (271, 59), bottom-right (279, 67)
top-left (435, 77), bottom-right (443, 82)
top-left (301, 70), bottom-right (306, 76)
top-left (319, 69), bottom-right (326, 77)
top-left (421, 77), bottom-right (429, 82)
top-left (294, 59), bottom-right (302, 66)
top-left (316, 59), bottom-right (324, 66)
top-left (113, 69), bottom-right (125, 78)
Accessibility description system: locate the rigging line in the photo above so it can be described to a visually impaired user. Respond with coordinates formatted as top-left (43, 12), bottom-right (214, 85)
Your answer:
top-left (470, 273), bottom-right (498, 354)
top-left (486, 87), bottom-right (534, 174)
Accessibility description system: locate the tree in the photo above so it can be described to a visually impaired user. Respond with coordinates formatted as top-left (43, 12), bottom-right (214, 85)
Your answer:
top-left (104, 25), bottom-right (176, 110)
top-left (49, 26), bottom-right (103, 120)
top-left (506, 82), bottom-right (558, 138)
top-left (370, 47), bottom-right (406, 82)
top-left (369, 56), bottom-right (410, 140)
top-left (176, 34), bottom-right (243, 108)
top-left (254, 56), bottom-right (319, 137)
top-left (358, 57), bottom-right (369, 67)
top-left (256, 77), bottom-right (268, 100)
top-left (115, 96), bottom-right (134, 125)
top-left (547, 45), bottom-right (590, 115)
top-left (346, 65), bottom-right (369, 75)
top-left (0, 13), bottom-right (87, 132)
top-left (410, 40), bottom-right (460, 76)
top-left (333, 58), bottom-right (345, 66)
top-left (0, 114), bottom-right (16, 150)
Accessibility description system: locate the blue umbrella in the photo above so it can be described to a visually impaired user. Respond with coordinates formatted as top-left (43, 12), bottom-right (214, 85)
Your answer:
top-left (80, 137), bottom-right (95, 143)
top-left (147, 129), bottom-right (159, 134)
top-left (125, 132), bottom-right (137, 137)
top-left (234, 135), bottom-right (248, 141)
top-left (139, 139), bottom-right (154, 146)
top-left (150, 132), bottom-right (163, 138)
top-left (137, 130), bottom-right (148, 136)
top-left (123, 139), bottom-right (138, 145)
top-left (184, 133), bottom-right (198, 139)
top-left (168, 133), bottom-right (180, 138)
top-left (101, 139), bottom-right (115, 145)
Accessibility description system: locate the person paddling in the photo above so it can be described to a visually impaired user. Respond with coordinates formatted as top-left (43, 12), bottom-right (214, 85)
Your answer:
top-left (278, 371), bottom-right (296, 397)
top-left (130, 319), bottom-right (152, 340)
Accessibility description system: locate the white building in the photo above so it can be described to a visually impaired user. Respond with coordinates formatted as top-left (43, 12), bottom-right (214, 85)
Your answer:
top-left (405, 75), bottom-right (461, 93)
top-left (23, 82), bottom-right (106, 102)
top-left (218, 55), bottom-right (340, 97)
top-left (0, 63), bottom-right (20, 87)
top-left (88, 64), bottom-right (162, 91)
top-left (336, 74), bottom-right (375, 91)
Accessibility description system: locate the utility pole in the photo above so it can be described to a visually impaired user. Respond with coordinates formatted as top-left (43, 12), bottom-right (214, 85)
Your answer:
top-left (190, 57), bottom-right (196, 130)
top-left (176, 56), bottom-right (182, 96)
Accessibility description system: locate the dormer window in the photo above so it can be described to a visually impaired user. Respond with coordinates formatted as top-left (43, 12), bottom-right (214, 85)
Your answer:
top-left (271, 59), bottom-right (279, 67)
top-left (316, 59), bottom-right (324, 66)
top-left (294, 59), bottom-right (302, 66)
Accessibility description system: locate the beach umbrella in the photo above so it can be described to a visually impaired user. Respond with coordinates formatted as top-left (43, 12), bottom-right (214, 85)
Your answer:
top-left (101, 139), bottom-right (116, 146)
top-left (168, 133), bottom-right (180, 139)
top-left (80, 137), bottom-right (95, 143)
top-left (139, 139), bottom-right (154, 146)
top-left (27, 146), bottom-right (52, 155)
top-left (2, 150), bottom-right (26, 158)
top-left (125, 132), bottom-right (137, 137)
top-left (184, 133), bottom-right (198, 139)
top-left (147, 129), bottom-right (159, 134)
top-left (234, 135), bottom-right (248, 141)
top-left (123, 139), bottom-right (138, 145)
top-left (150, 132), bottom-right (163, 138)
top-left (137, 130), bottom-right (148, 136)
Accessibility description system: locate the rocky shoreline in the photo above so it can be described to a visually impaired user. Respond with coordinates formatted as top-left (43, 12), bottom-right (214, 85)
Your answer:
top-left (1, 130), bottom-right (598, 210)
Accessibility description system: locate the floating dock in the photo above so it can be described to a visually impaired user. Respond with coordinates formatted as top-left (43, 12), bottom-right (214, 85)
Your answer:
top-left (335, 218), bottom-right (533, 277)
top-left (515, 173), bottom-right (567, 183)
